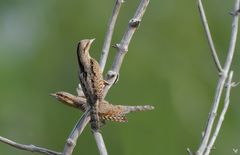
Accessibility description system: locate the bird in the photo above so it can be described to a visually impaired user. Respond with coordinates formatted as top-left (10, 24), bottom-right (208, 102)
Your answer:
top-left (76, 39), bottom-right (106, 131)
top-left (51, 91), bottom-right (155, 123)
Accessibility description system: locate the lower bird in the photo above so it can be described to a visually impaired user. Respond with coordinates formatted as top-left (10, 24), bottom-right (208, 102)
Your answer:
top-left (51, 91), bottom-right (154, 123)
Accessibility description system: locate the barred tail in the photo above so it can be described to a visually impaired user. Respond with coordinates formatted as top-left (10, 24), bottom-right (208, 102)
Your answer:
top-left (120, 105), bottom-right (155, 114)
top-left (90, 100), bottom-right (100, 131)
top-left (101, 115), bottom-right (128, 123)
top-left (98, 104), bottom-right (154, 123)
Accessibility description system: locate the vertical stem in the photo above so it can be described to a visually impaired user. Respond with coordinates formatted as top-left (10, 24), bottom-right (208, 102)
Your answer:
top-left (196, 0), bottom-right (240, 154)
top-left (104, 0), bottom-right (150, 97)
top-left (99, 0), bottom-right (124, 71)
top-left (204, 71), bottom-right (234, 155)
top-left (93, 132), bottom-right (108, 155)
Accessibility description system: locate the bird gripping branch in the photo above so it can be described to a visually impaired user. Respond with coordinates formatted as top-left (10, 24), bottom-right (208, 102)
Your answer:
top-left (77, 39), bottom-right (105, 131)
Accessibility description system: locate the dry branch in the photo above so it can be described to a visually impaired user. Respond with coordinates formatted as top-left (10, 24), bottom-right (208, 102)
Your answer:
top-left (104, 0), bottom-right (150, 97)
top-left (99, 0), bottom-right (124, 71)
top-left (194, 0), bottom-right (240, 154)
top-left (204, 71), bottom-right (234, 155)
top-left (0, 136), bottom-right (61, 155)
top-left (197, 0), bottom-right (223, 73)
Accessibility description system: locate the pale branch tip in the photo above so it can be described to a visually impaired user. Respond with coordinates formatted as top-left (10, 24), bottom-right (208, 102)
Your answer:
top-left (233, 148), bottom-right (239, 154)
top-left (187, 148), bottom-right (194, 155)
top-left (231, 81), bottom-right (240, 87)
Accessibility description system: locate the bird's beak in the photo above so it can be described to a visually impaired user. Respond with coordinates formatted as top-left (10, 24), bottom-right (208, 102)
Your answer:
top-left (89, 38), bottom-right (95, 44)
top-left (50, 93), bottom-right (57, 98)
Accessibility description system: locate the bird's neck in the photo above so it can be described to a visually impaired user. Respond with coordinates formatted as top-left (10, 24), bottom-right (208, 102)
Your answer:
top-left (79, 53), bottom-right (91, 69)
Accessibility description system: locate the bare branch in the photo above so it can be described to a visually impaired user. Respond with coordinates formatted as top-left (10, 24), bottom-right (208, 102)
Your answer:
top-left (197, 0), bottom-right (223, 73)
top-left (204, 71), bottom-right (234, 155)
top-left (104, 0), bottom-right (150, 97)
top-left (223, 2), bottom-right (240, 73)
top-left (62, 109), bottom-right (90, 155)
top-left (0, 136), bottom-right (61, 155)
top-left (99, 0), bottom-right (124, 71)
top-left (93, 132), bottom-right (108, 155)
top-left (196, 0), bottom-right (240, 154)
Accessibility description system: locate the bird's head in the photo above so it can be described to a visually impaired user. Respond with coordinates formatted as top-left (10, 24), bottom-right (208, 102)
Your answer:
top-left (78, 39), bottom-right (95, 56)
top-left (50, 91), bottom-right (75, 104)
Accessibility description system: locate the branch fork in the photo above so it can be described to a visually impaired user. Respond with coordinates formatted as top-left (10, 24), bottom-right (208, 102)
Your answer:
top-left (191, 0), bottom-right (240, 155)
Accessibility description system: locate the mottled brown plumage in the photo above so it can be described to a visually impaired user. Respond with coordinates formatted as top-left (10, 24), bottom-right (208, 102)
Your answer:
top-left (51, 91), bottom-right (154, 123)
top-left (77, 39), bottom-right (105, 131)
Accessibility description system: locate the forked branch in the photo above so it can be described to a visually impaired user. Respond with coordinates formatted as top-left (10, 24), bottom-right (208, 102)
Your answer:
top-left (0, 136), bottom-right (61, 155)
top-left (104, 0), bottom-right (150, 97)
top-left (204, 71), bottom-right (234, 155)
top-left (193, 0), bottom-right (240, 155)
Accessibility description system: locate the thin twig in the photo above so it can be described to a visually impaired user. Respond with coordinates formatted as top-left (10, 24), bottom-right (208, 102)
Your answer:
top-left (197, 0), bottom-right (223, 73)
top-left (204, 71), bottom-right (234, 155)
top-left (0, 136), bottom-right (61, 155)
top-left (187, 148), bottom-right (194, 155)
top-left (99, 0), bottom-right (124, 71)
top-left (91, 131), bottom-right (107, 155)
top-left (104, 0), bottom-right (150, 97)
top-left (62, 109), bottom-right (90, 155)
top-left (196, 0), bottom-right (240, 154)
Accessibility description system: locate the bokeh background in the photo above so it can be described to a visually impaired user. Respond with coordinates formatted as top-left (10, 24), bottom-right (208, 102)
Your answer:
top-left (1, 0), bottom-right (240, 155)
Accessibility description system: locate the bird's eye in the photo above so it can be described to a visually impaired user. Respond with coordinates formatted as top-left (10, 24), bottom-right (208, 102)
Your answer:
top-left (57, 93), bottom-right (63, 97)
top-left (83, 42), bottom-right (90, 51)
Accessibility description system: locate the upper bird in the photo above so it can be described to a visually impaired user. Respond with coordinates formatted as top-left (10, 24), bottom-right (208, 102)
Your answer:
top-left (77, 39), bottom-right (105, 131)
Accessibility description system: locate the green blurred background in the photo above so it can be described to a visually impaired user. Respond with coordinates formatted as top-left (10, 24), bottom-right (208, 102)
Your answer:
top-left (1, 0), bottom-right (240, 155)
